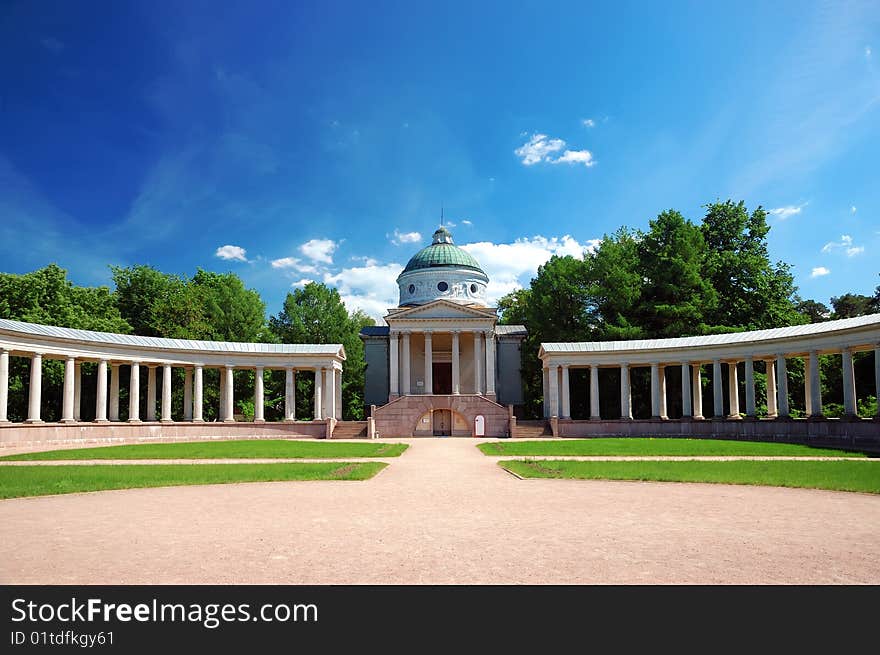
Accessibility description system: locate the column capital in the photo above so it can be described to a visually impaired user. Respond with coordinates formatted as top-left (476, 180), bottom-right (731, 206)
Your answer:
top-left (65, 354), bottom-right (76, 362)
top-left (424, 330), bottom-right (433, 337)
top-left (561, 363), bottom-right (570, 370)
top-left (590, 363), bottom-right (599, 369)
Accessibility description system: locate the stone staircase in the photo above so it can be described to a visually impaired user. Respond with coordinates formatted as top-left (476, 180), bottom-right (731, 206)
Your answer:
top-left (331, 421), bottom-right (368, 439)
top-left (511, 419), bottom-right (551, 438)
top-left (373, 394), bottom-right (511, 437)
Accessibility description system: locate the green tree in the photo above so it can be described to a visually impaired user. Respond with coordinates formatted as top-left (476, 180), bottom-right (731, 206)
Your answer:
top-left (110, 265), bottom-right (180, 336)
top-left (830, 293), bottom-right (877, 319)
top-left (191, 269), bottom-right (266, 342)
top-left (793, 298), bottom-right (831, 323)
top-left (636, 209), bottom-right (716, 337)
top-left (269, 283), bottom-right (374, 420)
top-left (587, 227), bottom-right (644, 340)
top-left (700, 200), bottom-right (802, 330)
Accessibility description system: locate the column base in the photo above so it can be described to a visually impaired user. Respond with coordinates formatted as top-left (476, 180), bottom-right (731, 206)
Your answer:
top-left (692, 415), bottom-right (705, 421)
top-left (726, 414), bottom-right (743, 420)
top-left (160, 419), bottom-right (174, 424)
top-left (59, 418), bottom-right (76, 424)
top-left (589, 416), bottom-right (602, 421)
top-left (94, 418), bottom-right (109, 424)
top-left (24, 419), bottom-right (44, 424)
top-left (127, 419), bottom-right (142, 424)
top-left (223, 418), bottom-right (236, 423)
top-left (485, 392), bottom-right (497, 401)
top-left (192, 418), bottom-right (204, 423)
top-left (254, 418), bottom-right (266, 424)
top-left (283, 418), bottom-right (296, 423)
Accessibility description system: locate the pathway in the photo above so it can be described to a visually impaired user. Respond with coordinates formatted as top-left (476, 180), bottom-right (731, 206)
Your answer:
top-left (1, 438), bottom-right (879, 584)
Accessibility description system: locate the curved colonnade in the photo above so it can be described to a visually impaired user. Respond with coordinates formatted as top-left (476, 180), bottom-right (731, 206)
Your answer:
top-left (539, 314), bottom-right (880, 444)
top-left (0, 319), bottom-right (345, 446)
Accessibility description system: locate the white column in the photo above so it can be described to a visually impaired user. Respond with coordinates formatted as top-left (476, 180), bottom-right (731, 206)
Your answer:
top-left (389, 332), bottom-right (399, 397)
top-left (424, 331), bottom-right (433, 395)
top-left (485, 330), bottom-right (496, 397)
top-left (109, 363), bottom-right (120, 421)
top-left (335, 367), bottom-right (342, 419)
top-left (776, 355), bottom-right (790, 418)
top-left (542, 367), bottom-right (550, 418)
top-left (842, 348), bottom-right (856, 418)
top-left (26, 353), bottom-right (42, 423)
top-left (183, 368), bottom-right (193, 421)
top-left (692, 364), bottom-right (703, 419)
top-left (808, 351), bottom-right (822, 418)
top-left (548, 364), bottom-right (559, 417)
top-left (254, 366), bottom-right (265, 422)
top-left (401, 332), bottom-right (411, 395)
top-left (128, 362), bottom-right (140, 422)
top-left (744, 357), bottom-right (756, 418)
top-left (727, 362), bottom-right (740, 418)
top-left (451, 331), bottom-right (460, 395)
top-left (224, 366), bottom-right (235, 422)
top-left (875, 346), bottom-right (880, 419)
top-left (473, 331), bottom-right (483, 395)
top-left (659, 365), bottom-right (667, 419)
top-left (95, 359), bottom-right (108, 422)
top-left (0, 348), bottom-right (8, 423)
top-left (146, 365), bottom-right (157, 421)
top-left (161, 364), bottom-right (172, 422)
top-left (560, 365), bottom-right (571, 419)
top-left (765, 360), bottom-right (777, 418)
top-left (620, 363), bottom-right (632, 419)
top-left (193, 365), bottom-right (204, 422)
top-left (590, 364), bottom-right (600, 420)
top-left (61, 355), bottom-right (76, 423)
top-left (314, 368), bottom-right (323, 419)
top-left (650, 363), bottom-right (661, 419)
top-left (284, 367), bottom-right (296, 421)
top-left (681, 362), bottom-right (692, 418)
top-left (73, 362), bottom-right (82, 421)
top-left (219, 368), bottom-right (226, 419)
top-left (324, 367), bottom-right (335, 420)
top-left (712, 359), bottom-right (723, 418)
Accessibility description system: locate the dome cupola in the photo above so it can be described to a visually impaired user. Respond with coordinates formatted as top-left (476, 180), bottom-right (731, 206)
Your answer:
top-left (396, 226), bottom-right (489, 307)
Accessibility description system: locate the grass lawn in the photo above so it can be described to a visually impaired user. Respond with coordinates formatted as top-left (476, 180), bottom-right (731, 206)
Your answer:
top-left (500, 459), bottom-right (880, 494)
top-left (479, 438), bottom-right (863, 458)
top-left (0, 462), bottom-right (387, 499)
top-left (0, 440), bottom-right (408, 461)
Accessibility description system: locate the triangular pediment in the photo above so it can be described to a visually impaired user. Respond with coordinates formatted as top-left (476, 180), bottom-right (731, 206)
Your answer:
top-left (386, 299), bottom-right (497, 321)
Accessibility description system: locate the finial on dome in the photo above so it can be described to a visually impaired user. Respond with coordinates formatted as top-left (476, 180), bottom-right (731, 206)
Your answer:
top-left (432, 225), bottom-right (453, 244)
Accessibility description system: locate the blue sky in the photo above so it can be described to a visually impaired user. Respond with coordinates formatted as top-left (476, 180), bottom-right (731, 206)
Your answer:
top-left (1, 0), bottom-right (878, 321)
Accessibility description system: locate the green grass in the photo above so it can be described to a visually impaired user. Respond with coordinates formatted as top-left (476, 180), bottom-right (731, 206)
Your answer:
top-left (0, 462), bottom-right (387, 499)
top-left (479, 438), bottom-right (863, 458)
top-left (500, 459), bottom-right (880, 494)
top-left (0, 440), bottom-right (408, 461)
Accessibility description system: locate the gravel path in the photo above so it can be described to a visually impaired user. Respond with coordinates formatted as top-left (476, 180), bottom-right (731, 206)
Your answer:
top-left (1, 438), bottom-right (879, 584)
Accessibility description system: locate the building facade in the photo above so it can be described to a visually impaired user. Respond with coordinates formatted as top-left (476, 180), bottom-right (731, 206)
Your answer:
top-left (361, 227), bottom-right (527, 437)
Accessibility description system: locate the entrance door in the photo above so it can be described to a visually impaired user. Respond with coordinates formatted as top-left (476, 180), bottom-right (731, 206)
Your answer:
top-left (432, 409), bottom-right (452, 436)
top-left (433, 362), bottom-right (452, 394)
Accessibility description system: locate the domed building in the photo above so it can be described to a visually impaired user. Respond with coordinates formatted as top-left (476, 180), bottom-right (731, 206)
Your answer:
top-left (360, 226), bottom-right (527, 436)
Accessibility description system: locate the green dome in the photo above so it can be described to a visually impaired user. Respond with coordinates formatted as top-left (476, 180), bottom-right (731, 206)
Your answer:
top-left (401, 227), bottom-right (486, 275)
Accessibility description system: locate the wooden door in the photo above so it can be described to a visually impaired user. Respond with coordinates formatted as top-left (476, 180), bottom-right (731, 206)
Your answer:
top-left (432, 363), bottom-right (452, 394)
top-left (432, 409), bottom-right (451, 436)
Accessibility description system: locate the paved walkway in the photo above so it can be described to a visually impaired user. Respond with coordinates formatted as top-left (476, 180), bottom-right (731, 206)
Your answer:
top-left (2, 438), bottom-right (879, 584)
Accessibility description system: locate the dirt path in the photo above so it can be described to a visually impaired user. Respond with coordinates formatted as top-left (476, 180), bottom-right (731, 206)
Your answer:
top-left (2, 438), bottom-right (879, 584)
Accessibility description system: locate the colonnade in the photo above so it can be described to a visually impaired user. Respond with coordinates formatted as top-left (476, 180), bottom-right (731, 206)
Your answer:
top-left (542, 347), bottom-right (880, 421)
top-left (388, 328), bottom-right (496, 397)
top-left (0, 348), bottom-right (343, 424)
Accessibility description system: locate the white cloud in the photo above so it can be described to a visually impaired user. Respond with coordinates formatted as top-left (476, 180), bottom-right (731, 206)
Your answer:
top-left (271, 256), bottom-right (300, 269)
top-left (515, 133), bottom-right (595, 167)
top-left (291, 278), bottom-right (314, 287)
top-left (811, 266), bottom-right (830, 277)
top-left (582, 118), bottom-right (596, 127)
top-left (389, 229), bottom-right (422, 245)
top-left (866, 46), bottom-right (872, 58)
top-left (215, 244), bottom-right (248, 262)
top-left (768, 203), bottom-right (807, 220)
top-left (514, 134), bottom-right (565, 165)
top-left (323, 263), bottom-right (403, 321)
top-left (551, 149), bottom-right (595, 167)
top-left (851, 205), bottom-right (857, 213)
top-left (461, 235), bottom-right (601, 304)
top-left (461, 219), bottom-right (473, 226)
top-left (299, 238), bottom-right (337, 264)
top-left (821, 234), bottom-right (864, 256)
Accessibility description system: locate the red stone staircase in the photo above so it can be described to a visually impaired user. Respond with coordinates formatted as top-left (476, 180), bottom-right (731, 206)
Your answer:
top-left (330, 421), bottom-right (368, 439)
top-left (511, 419), bottom-right (551, 438)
